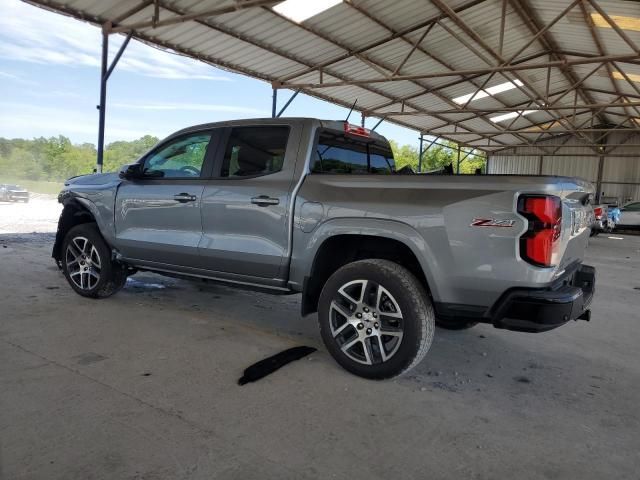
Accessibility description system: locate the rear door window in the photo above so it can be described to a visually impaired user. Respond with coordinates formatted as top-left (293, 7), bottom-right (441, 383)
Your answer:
top-left (220, 126), bottom-right (290, 178)
top-left (312, 130), bottom-right (395, 174)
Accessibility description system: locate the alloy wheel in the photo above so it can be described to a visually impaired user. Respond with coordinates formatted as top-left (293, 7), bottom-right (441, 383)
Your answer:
top-left (329, 279), bottom-right (404, 365)
top-left (65, 236), bottom-right (102, 290)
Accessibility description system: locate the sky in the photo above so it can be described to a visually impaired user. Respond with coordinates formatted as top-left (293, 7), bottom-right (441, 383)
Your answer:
top-left (0, 0), bottom-right (420, 147)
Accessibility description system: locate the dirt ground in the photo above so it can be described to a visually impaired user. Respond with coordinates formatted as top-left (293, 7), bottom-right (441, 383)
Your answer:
top-left (1, 198), bottom-right (639, 479)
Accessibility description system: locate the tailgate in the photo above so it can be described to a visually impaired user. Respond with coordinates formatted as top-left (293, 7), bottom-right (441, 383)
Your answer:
top-left (557, 180), bottom-right (593, 271)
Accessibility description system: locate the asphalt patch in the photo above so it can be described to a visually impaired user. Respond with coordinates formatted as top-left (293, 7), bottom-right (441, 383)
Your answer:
top-left (238, 346), bottom-right (316, 385)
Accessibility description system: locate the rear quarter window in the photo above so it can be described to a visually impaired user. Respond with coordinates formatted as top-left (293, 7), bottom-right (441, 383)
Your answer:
top-left (311, 130), bottom-right (394, 174)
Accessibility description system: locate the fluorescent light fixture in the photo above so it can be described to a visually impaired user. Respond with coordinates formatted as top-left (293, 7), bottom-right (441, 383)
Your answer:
top-left (612, 71), bottom-right (640, 83)
top-left (452, 79), bottom-right (523, 104)
top-left (490, 110), bottom-right (536, 123)
top-left (591, 13), bottom-right (640, 32)
top-left (273, 0), bottom-right (342, 23)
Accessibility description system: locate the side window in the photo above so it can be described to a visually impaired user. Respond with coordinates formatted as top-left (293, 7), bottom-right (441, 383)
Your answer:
top-left (221, 126), bottom-right (290, 178)
top-left (625, 202), bottom-right (640, 211)
top-left (312, 131), bottom-right (394, 174)
top-left (143, 132), bottom-right (211, 178)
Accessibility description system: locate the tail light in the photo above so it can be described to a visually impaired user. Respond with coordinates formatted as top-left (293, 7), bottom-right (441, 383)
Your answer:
top-left (344, 122), bottom-right (370, 137)
top-left (518, 195), bottom-right (562, 267)
top-left (593, 207), bottom-right (603, 220)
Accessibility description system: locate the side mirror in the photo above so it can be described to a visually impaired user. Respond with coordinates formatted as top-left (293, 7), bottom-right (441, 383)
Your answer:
top-left (119, 163), bottom-right (143, 180)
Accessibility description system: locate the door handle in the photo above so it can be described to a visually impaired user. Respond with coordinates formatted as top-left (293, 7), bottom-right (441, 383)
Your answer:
top-left (174, 193), bottom-right (197, 203)
top-left (251, 195), bottom-right (280, 206)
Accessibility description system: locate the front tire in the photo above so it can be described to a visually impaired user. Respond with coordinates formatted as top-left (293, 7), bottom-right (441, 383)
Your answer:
top-left (318, 259), bottom-right (434, 380)
top-left (61, 223), bottom-right (127, 298)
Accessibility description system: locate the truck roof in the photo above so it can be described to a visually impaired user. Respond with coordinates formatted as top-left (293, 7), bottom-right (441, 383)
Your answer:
top-left (170, 117), bottom-right (389, 144)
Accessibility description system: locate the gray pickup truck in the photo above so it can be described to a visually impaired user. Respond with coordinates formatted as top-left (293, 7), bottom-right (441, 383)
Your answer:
top-left (53, 118), bottom-right (595, 379)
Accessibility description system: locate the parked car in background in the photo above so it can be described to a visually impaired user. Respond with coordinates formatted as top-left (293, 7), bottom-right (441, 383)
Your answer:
top-left (52, 118), bottom-right (595, 379)
top-left (619, 201), bottom-right (640, 229)
top-left (590, 204), bottom-right (609, 236)
top-left (0, 184), bottom-right (29, 202)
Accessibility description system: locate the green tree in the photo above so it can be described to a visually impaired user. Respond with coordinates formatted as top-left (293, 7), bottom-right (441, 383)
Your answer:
top-left (0, 135), bottom-right (159, 182)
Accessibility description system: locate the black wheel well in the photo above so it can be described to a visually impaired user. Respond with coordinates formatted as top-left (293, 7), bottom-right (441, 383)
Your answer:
top-left (301, 234), bottom-right (430, 316)
top-left (52, 200), bottom-right (96, 263)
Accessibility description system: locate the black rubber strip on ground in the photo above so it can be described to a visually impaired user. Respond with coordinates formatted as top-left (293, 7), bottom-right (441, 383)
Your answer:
top-left (238, 346), bottom-right (317, 385)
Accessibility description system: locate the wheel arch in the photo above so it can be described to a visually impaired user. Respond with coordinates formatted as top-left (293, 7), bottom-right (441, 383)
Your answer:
top-left (52, 199), bottom-right (98, 264)
top-left (299, 222), bottom-right (439, 316)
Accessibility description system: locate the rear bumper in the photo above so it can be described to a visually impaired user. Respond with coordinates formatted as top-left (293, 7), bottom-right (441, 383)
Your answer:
top-left (489, 264), bottom-right (596, 333)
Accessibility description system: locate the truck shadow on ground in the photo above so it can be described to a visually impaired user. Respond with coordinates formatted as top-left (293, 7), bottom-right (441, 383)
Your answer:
top-left (120, 270), bottom-right (615, 408)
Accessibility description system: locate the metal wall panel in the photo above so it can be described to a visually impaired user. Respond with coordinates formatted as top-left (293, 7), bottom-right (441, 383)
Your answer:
top-left (489, 156), bottom-right (540, 175)
top-left (488, 132), bottom-right (640, 202)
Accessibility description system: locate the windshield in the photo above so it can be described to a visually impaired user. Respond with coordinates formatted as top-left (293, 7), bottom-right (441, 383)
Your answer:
top-left (311, 130), bottom-right (395, 174)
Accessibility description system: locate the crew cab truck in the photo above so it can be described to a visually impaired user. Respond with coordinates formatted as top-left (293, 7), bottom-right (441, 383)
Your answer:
top-left (53, 118), bottom-right (595, 379)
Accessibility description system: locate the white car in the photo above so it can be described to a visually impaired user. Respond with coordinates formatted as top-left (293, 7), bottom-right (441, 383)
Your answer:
top-left (619, 201), bottom-right (640, 228)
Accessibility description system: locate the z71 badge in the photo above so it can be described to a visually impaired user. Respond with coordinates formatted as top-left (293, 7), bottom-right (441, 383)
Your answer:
top-left (470, 218), bottom-right (516, 227)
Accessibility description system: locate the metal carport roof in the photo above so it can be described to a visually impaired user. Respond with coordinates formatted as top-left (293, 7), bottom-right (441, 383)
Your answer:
top-left (23, 0), bottom-right (640, 158)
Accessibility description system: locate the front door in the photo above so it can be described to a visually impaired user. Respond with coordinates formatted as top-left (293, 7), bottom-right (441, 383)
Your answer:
top-left (198, 124), bottom-right (301, 279)
top-left (114, 130), bottom-right (219, 268)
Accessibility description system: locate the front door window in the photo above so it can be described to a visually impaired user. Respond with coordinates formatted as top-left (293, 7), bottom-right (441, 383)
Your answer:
top-left (143, 133), bottom-right (211, 178)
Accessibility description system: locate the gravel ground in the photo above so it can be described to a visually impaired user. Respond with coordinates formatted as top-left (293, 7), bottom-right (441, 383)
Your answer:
top-left (1, 200), bottom-right (639, 479)
top-left (0, 195), bottom-right (61, 234)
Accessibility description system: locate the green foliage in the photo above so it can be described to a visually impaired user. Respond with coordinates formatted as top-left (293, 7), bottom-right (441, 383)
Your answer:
top-left (0, 135), bottom-right (159, 182)
top-left (0, 133), bottom-right (487, 183)
top-left (390, 138), bottom-right (487, 174)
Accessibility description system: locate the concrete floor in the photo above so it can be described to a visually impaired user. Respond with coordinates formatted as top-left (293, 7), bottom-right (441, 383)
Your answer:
top-left (1, 231), bottom-right (639, 479)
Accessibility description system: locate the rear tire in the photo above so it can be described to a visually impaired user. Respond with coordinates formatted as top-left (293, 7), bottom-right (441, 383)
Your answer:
top-left (61, 223), bottom-right (127, 298)
top-left (318, 259), bottom-right (434, 380)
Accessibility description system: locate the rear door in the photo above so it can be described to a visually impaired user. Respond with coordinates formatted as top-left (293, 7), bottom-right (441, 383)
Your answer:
top-left (198, 124), bottom-right (302, 279)
top-left (114, 129), bottom-right (220, 268)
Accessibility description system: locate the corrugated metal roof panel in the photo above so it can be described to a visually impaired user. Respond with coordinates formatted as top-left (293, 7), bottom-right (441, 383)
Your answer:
top-left (23, 0), bottom-right (640, 150)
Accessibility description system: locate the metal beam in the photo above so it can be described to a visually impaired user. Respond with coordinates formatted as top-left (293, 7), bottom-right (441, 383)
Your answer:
top-left (364, 101), bottom-right (640, 116)
top-left (339, 1), bottom-right (545, 148)
top-left (490, 153), bottom-right (640, 157)
top-left (277, 0), bottom-right (486, 83)
top-left (510, 0), bottom-right (606, 125)
top-left (280, 53), bottom-right (638, 88)
top-left (276, 90), bottom-right (300, 117)
top-left (111, 0), bottom-right (278, 32)
top-left (264, 6), bottom-right (511, 147)
top-left (105, 31), bottom-right (132, 80)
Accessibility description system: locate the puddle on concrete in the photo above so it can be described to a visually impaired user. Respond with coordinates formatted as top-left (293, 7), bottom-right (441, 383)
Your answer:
top-left (126, 278), bottom-right (170, 290)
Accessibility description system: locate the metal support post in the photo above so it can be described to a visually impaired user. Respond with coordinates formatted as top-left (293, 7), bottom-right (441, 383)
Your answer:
top-left (96, 29), bottom-right (132, 173)
top-left (595, 134), bottom-right (607, 202)
top-left (96, 30), bottom-right (109, 173)
top-left (271, 88), bottom-right (278, 118)
top-left (418, 134), bottom-right (424, 173)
